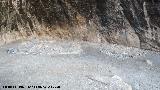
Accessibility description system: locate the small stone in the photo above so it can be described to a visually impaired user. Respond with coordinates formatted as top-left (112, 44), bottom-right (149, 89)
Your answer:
top-left (7, 48), bottom-right (18, 54)
top-left (129, 55), bottom-right (133, 58)
top-left (145, 59), bottom-right (153, 66)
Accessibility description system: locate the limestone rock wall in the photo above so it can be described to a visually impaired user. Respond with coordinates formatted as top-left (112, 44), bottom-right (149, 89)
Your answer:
top-left (0, 0), bottom-right (160, 51)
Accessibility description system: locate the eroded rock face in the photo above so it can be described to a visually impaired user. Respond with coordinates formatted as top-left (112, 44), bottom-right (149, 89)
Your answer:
top-left (0, 0), bottom-right (160, 51)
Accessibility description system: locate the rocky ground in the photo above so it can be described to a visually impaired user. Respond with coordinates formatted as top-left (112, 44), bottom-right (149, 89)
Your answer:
top-left (0, 39), bottom-right (160, 90)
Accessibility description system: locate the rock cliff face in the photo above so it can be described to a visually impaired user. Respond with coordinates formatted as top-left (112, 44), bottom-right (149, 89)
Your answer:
top-left (0, 0), bottom-right (160, 51)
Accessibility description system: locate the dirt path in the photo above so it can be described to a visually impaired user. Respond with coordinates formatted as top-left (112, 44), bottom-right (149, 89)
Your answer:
top-left (0, 39), bottom-right (160, 90)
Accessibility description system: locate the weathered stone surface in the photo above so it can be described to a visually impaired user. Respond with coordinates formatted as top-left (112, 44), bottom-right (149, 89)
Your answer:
top-left (0, 0), bottom-right (160, 51)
